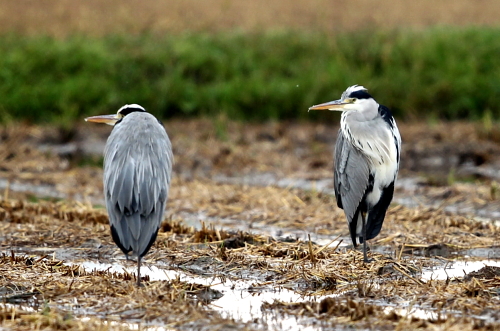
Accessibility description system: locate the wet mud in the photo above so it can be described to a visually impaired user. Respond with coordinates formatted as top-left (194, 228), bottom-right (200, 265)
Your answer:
top-left (2, 120), bottom-right (500, 330)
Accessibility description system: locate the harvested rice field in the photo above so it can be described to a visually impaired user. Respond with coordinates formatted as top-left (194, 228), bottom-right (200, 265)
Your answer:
top-left (2, 119), bottom-right (500, 330)
top-left (1, 0), bottom-right (500, 36)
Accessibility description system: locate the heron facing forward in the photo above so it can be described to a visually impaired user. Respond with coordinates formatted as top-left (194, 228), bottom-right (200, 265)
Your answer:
top-left (309, 85), bottom-right (401, 262)
top-left (86, 104), bottom-right (173, 285)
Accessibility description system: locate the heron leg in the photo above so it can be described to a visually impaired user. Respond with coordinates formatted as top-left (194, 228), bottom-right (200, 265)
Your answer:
top-left (136, 256), bottom-right (142, 287)
top-left (361, 212), bottom-right (371, 263)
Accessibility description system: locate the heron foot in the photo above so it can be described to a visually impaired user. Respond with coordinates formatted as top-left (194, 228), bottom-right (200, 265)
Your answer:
top-left (363, 257), bottom-right (373, 264)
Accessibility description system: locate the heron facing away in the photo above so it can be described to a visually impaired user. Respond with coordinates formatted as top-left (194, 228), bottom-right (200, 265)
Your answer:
top-left (85, 104), bottom-right (173, 285)
top-left (309, 85), bottom-right (401, 262)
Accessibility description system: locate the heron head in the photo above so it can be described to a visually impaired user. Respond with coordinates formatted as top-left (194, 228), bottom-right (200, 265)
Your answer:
top-left (85, 104), bottom-right (146, 126)
top-left (308, 85), bottom-right (377, 114)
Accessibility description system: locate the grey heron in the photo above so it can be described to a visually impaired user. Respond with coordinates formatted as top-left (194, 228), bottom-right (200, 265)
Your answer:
top-left (85, 104), bottom-right (173, 285)
top-left (309, 85), bottom-right (401, 262)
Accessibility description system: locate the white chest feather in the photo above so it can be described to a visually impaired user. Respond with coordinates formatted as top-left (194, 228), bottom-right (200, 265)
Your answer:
top-left (341, 114), bottom-right (401, 208)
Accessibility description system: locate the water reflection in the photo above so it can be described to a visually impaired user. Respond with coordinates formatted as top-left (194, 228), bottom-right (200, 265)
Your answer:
top-left (422, 260), bottom-right (500, 280)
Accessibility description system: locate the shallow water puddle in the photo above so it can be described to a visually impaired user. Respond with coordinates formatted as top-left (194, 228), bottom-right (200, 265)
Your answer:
top-left (383, 306), bottom-right (439, 320)
top-left (421, 259), bottom-right (500, 280)
top-left (8, 249), bottom-right (499, 329)
top-left (76, 260), bottom-right (335, 327)
top-left (76, 257), bottom-right (490, 329)
top-left (74, 260), bottom-right (481, 331)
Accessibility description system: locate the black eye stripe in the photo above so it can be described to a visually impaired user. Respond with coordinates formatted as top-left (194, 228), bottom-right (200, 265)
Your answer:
top-left (348, 90), bottom-right (372, 100)
top-left (118, 106), bottom-right (146, 117)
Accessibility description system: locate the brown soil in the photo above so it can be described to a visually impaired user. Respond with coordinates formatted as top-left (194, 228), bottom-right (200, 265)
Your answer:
top-left (1, 120), bottom-right (500, 330)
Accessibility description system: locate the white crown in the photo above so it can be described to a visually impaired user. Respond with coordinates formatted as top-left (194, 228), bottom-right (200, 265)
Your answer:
top-left (118, 104), bottom-right (145, 112)
top-left (341, 85), bottom-right (368, 99)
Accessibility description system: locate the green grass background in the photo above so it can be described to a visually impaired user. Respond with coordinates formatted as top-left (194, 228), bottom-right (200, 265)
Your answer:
top-left (1, 27), bottom-right (499, 124)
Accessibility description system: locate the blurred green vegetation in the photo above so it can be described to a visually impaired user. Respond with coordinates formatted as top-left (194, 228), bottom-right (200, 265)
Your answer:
top-left (1, 27), bottom-right (499, 123)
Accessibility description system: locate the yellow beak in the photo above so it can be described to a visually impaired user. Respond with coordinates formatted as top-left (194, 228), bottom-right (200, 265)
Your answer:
top-left (84, 114), bottom-right (120, 126)
top-left (308, 99), bottom-right (348, 111)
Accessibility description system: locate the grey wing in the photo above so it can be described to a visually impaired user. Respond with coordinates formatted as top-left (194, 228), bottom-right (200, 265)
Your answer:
top-left (334, 131), bottom-right (371, 225)
top-left (103, 124), bottom-right (173, 256)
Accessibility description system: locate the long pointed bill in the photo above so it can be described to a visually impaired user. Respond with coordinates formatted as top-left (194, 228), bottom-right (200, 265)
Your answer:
top-left (84, 114), bottom-right (120, 126)
top-left (308, 99), bottom-right (348, 112)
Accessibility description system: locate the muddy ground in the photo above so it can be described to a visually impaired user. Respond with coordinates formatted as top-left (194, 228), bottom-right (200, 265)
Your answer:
top-left (2, 120), bottom-right (500, 330)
